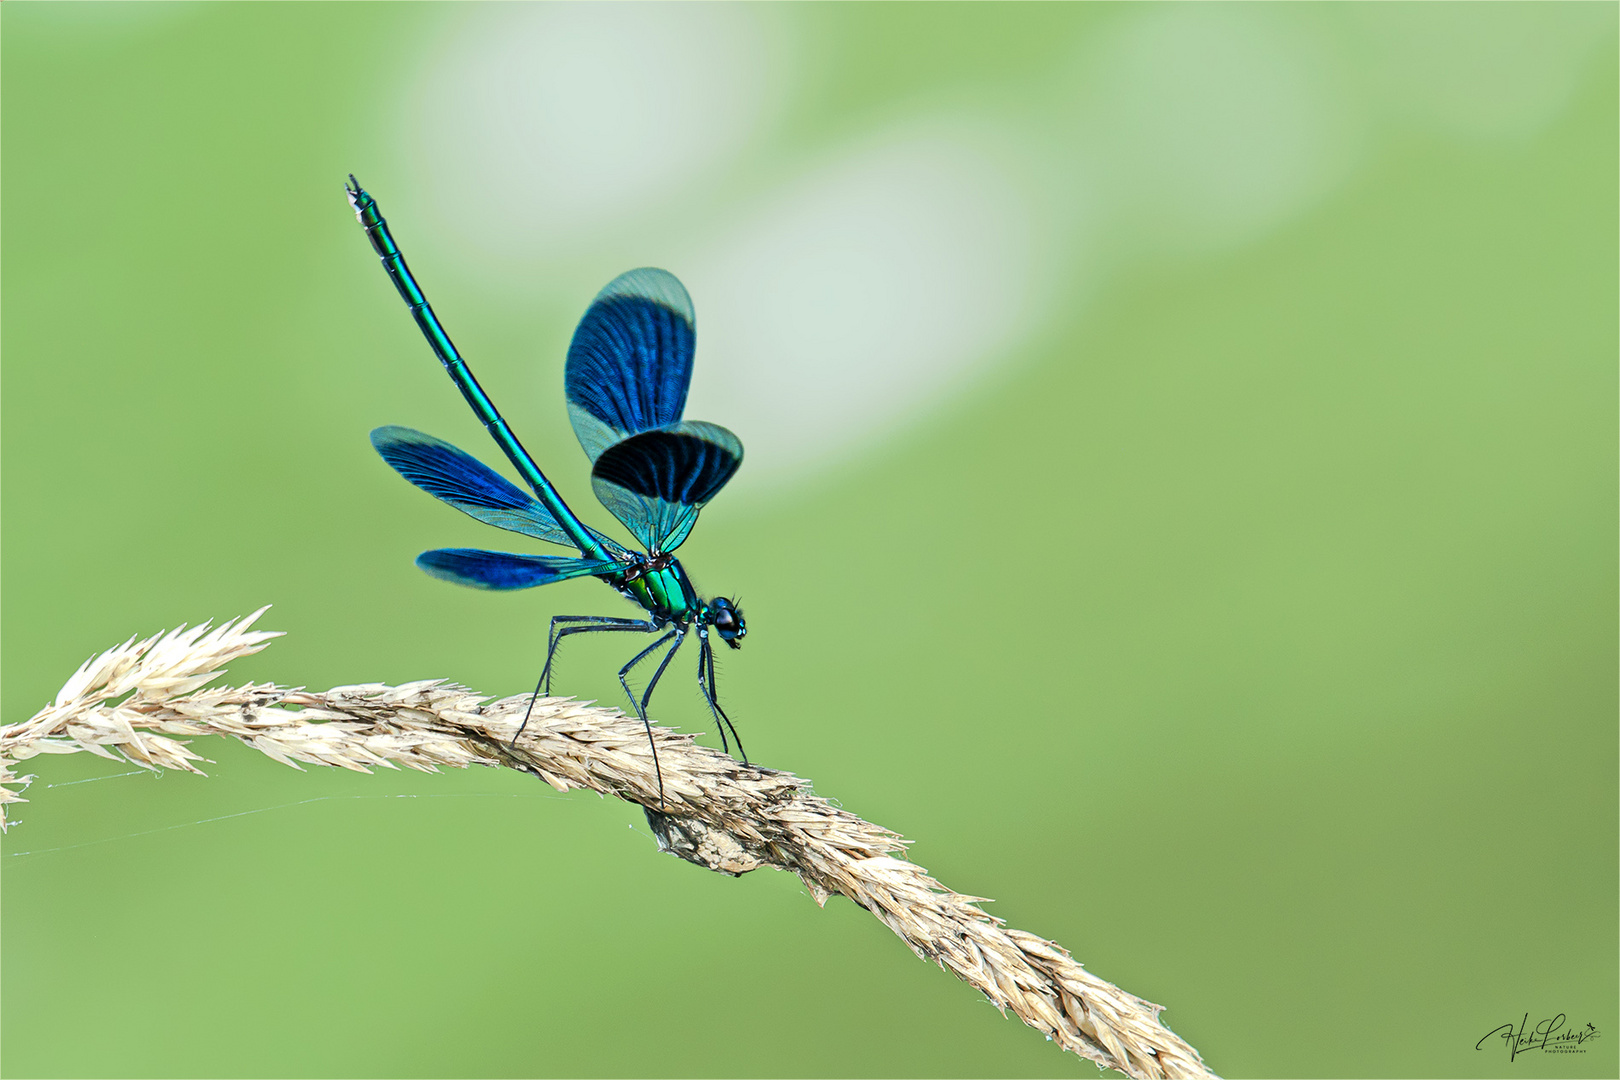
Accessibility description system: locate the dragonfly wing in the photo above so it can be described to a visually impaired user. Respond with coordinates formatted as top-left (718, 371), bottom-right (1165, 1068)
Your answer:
top-left (415, 549), bottom-right (619, 591)
top-left (590, 421), bottom-right (743, 552)
top-left (565, 268), bottom-right (696, 464)
top-left (372, 426), bottom-right (628, 556)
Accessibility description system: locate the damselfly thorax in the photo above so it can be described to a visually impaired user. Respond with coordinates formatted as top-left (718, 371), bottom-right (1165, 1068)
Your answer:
top-left (613, 555), bottom-right (699, 625)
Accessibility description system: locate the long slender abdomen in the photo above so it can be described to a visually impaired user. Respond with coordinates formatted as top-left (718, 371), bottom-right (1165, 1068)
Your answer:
top-left (344, 176), bottom-right (609, 562)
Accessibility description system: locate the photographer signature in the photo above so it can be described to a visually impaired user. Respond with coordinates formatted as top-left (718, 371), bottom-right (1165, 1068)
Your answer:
top-left (1478, 1013), bottom-right (1600, 1060)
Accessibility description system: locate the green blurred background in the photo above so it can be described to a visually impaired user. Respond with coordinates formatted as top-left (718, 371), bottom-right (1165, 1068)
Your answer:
top-left (4, 3), bottom-right (1615, 1077)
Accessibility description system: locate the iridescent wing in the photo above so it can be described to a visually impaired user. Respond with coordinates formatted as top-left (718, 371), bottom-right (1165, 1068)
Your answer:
top-left (591, 420), bottom-right (743, 553)
top-left (372, 426), bottom-right (628, 556)
top-left (416, 549), bottom-right (619, 591)
top-left (564, 269), bottom-right (743, 553)
top-left (565, 268), bottom-right (697, 464)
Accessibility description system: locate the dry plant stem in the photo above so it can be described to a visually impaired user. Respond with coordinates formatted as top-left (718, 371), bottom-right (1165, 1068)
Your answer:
top-left (1, 612), bottom-right (1215, 1080)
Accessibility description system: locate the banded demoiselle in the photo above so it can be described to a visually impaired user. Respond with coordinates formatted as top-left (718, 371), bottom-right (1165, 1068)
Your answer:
top-left (345, 177), bottom-right (747, 803)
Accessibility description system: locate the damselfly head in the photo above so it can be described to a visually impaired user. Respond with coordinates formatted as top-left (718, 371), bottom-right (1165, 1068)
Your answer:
top-left (706, 597), bottom-right (746, 649)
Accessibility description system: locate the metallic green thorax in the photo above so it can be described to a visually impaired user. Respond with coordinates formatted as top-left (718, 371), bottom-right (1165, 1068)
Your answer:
top-left (345, 178), bottom-right (610, 563)
top-left (621, 560), bottom-right (701, 625)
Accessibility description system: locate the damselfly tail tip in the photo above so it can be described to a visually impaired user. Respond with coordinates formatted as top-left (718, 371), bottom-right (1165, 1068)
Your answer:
top-left (344, 174), bottom-right (367, 209)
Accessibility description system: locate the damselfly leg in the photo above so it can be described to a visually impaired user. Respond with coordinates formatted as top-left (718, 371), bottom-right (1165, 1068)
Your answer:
top-left (510, 616), bottom-right (659, 747)
top-left (618, 628), bottom-right (684, 806)
top-left (697, 630), bottom-right (747, 763)
top-left (543, 615), bottom-right (657, 694)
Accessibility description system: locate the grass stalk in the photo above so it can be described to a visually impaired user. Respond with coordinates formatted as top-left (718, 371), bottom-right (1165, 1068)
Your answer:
top-left (0, 609), bottom-right (1215, 1079)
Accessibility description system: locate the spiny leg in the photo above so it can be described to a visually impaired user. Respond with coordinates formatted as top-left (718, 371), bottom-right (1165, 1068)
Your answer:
top-left (696, 633), bottom-right (727, 755)
top-left (618, 629), bottom-right (681, 806)
top-left (708, 634), bottom-right (747, 763)
top-left (637, 627), bottom-right (685, 721)
top-left (543, 615), bottom-right (652, 694)
top-left (511, 617), bottom-right (658, 747)
top-left (697, 631), bottom-right (747, 764)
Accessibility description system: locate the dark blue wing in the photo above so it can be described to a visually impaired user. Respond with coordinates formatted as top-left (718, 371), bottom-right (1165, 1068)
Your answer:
top-left (415, 549), bottom-right (619, 591)
top-left (372, 426), bottom-right (627, 556)
top-left (565, 268), bottom-right (696, 464)
top-left (591, 421), bottom-right (743, 553)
